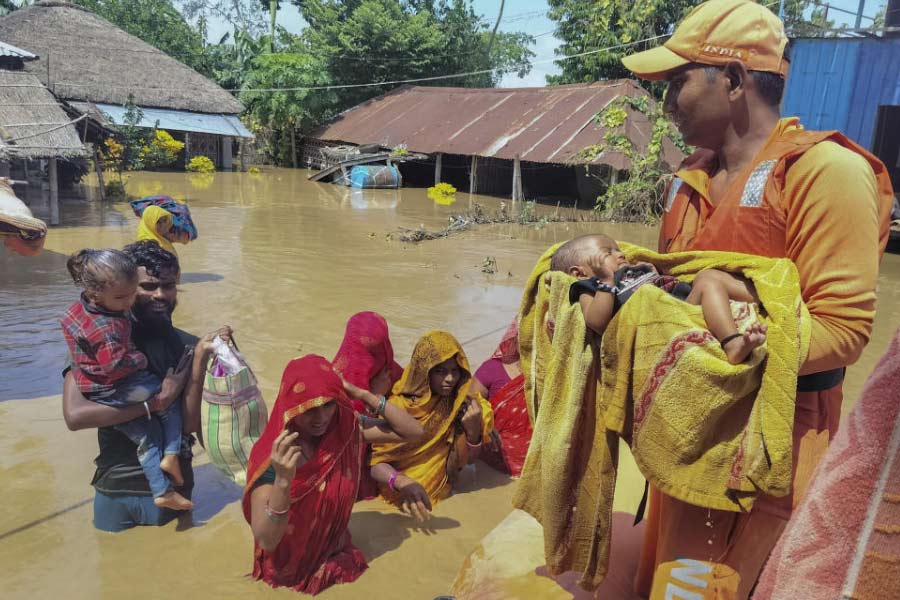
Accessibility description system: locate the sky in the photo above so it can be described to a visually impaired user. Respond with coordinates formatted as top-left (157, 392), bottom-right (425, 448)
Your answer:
top-left (202, 0), bottom-right (888, 89)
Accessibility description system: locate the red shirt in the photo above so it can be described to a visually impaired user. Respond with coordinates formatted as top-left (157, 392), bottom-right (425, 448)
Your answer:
top-left (60, 295), bottom-right (148, 397)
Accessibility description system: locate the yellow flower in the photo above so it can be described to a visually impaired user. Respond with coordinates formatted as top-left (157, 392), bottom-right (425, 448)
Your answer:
top-left (186, 156), bottom-right (215, 173)
top-left (428, 182), bottom-right (457, 206)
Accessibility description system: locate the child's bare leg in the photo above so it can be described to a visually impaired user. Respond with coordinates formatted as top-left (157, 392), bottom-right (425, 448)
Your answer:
top-left (687, 269), bottom-right (766, 364)
top-left (160, 454), bottom-right (184, 486)
top-left (154, 489), bottom-right (193, 511)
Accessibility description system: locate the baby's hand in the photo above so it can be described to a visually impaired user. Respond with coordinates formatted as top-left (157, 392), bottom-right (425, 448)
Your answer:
top-left (632, 261), bottom-right (658, 274)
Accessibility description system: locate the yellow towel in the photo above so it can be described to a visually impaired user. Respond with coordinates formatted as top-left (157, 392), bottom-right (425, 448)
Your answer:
top-left (513, 242), bottom-right (810, 591)
top-left (611, 243), bottom-right (810, 509)
top-left (513, 244), bottom-right (618, 587)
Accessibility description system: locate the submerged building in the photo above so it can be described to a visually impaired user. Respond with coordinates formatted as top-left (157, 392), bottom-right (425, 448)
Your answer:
top-left (0, 40), bottom-right (86, 225)
top-left (300, 80), bottom-right (685, 206)
top-left (0, 0), bottom-right (251, 170)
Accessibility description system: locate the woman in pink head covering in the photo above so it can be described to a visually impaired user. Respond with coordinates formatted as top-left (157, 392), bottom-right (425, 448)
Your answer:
top-left (332, 311), bottom-right (404, 498)
top-left (471, 319), bottom-right (532, 477)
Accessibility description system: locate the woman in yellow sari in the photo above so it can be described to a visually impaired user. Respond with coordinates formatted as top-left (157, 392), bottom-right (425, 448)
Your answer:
top-left (370, 330), bottom-right (494, 521)
top-left (136, 205), bottom-right (179, 253)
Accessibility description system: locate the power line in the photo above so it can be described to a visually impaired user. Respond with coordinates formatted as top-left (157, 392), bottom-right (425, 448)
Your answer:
top-left (54, 32), bottom-right (671, 94)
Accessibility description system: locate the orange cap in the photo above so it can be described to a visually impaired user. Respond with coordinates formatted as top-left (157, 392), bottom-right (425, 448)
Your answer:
top-left (622, 0), bottom-right (789, 81)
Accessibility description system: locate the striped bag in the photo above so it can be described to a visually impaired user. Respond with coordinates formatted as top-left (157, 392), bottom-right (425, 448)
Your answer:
top-left (200, 341), bottom-right (268, 485)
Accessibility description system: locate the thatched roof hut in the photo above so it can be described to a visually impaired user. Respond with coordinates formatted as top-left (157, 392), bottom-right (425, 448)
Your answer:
top-left (0, 69), bottom-right (86, 160)
top-left (0, 0), bottom-right (242, 114)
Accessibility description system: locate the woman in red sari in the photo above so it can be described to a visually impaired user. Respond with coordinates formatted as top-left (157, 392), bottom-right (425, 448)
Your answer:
top-left (471, 320), bottom-right (532, 477)
top-left (332, 312), bottom-right (404, 413)
top-left (332, 311), bottom-right (405, 499)
top-left (243, 355), bottom-right (422, 595)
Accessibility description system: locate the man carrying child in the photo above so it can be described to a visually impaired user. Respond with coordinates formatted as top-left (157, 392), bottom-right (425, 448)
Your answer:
top-left (619, 0), bottom-right (894, 597)
top-left (62, 241), bottom-right (230, 532)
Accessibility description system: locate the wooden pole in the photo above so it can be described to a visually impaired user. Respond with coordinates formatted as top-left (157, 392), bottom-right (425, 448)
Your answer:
top-left (93, 145), bottom-right (106, 202)
top-left (291, 128), bottom-right (298, 168)
top-left (434, 153), bottom-right (442, 186)
top-left (184, 132), bottom-right (191, 169)
top-left (512, 154), bottom-right (523, 202)
top-left (469, 155), bottom-right (478, 194)
top-left (48, 158), bottom-right (59, 226)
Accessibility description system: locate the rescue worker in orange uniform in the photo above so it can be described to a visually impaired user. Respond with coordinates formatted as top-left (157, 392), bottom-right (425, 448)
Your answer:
top-left (620, 1), bottom-right (895, 598)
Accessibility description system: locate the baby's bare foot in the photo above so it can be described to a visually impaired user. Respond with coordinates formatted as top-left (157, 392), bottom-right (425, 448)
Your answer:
top-left (154, 490), bottom-right (193, 511)
top-left (160, 454), bottom-right (184, 486)
top-left (723, 323), bottom-right (767, 364)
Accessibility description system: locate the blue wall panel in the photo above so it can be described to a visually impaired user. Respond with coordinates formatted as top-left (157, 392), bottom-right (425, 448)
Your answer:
top-left (784, 38), bottom-right (900, 150)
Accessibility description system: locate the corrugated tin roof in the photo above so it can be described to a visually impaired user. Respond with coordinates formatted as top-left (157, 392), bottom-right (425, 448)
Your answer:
top-left (69, 102), bottom-right (252, 138)
top-left (311, 81), bottom-right (684, 170)
top-left (0, 40), bottom-right (37, 59)
top-left (784, 37), bottom-right (900, 149)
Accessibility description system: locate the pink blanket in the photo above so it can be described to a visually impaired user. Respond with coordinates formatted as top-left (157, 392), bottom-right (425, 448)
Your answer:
top-left (754, 327), bottom-right (900, 600)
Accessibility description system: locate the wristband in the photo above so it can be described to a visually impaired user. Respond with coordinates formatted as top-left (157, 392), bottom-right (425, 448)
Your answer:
top-left (377, 395), bottom-right (388, 417)
top-left (143, 401), bottom-right (152, 420)
top-left (388, 472), bottom-right (399, 491)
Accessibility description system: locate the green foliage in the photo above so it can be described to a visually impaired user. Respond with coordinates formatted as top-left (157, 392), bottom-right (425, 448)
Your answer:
top-left (104, 179), bottom-right (128, 199)
top-left (296, 0), bottom-right (535, 111)
top-left (239, 51), bottom-right (338, 164)
top-left (140, 130), bottom-right (185, 168)
top-left (547, 0), bottom-right (813, 95)
top-left (102, 97), bottom-right (183, 179)
top-left (0, 0), bottom-right (17, 16)
top-left (102, 97), bottom-right (151, 179)
top-left (73, 0), bottom-right (217, 77)
top-left (599, 106), bottom-right (628, 129)
top-left (589, 96), bottom-right (687, 223)
top-left (187, 155), bottom-right (216, 172)
top-left (177, 0), bottom-right (269, 37)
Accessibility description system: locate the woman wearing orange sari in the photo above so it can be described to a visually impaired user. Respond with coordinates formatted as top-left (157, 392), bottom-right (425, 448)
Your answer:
top-left (370, 331), bottom-right (494, 520)
top-left (243, 355), bottom-right (422, 595)
top-left (472, 320), bottom-right (532, 477)
top-left (332, 312), bottom-right (405, 500)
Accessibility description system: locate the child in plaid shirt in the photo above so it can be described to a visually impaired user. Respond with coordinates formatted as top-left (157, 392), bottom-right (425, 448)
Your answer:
top-left (61, 248), bottom-right (192, 511)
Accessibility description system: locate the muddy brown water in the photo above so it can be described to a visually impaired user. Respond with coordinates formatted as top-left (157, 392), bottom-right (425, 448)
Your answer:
top-left (1, 168), bottom-right (898, 599)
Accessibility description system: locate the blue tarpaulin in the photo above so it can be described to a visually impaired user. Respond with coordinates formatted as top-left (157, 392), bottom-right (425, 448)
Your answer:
top-left (73, 102), bottom-right (252, 138)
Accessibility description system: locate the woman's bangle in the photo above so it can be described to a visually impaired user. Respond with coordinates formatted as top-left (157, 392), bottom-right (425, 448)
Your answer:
top-left (265, 501), bottom-right (289, 521)
top-left (388, 472), bottom-right (400, 491)
top-left (466, 436), bottom-right (483, 449)
top-left (376, 395), bottom-right (387, 417)
top-left (143, 401), bottom-right (152, 420)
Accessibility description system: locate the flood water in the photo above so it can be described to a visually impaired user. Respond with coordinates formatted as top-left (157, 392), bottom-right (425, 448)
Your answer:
top-left (2, 168), bottom-right (898, 599)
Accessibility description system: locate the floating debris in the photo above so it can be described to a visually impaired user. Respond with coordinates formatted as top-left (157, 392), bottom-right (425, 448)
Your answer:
top-left (390, 201), bottom-right (595, 243)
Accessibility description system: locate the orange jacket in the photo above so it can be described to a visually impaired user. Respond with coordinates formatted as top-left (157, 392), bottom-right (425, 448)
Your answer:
top-left (659, 118), bottom-right (894, 374)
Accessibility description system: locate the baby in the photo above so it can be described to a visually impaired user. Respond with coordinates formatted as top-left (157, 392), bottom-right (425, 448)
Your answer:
top-left (555, 235), bottom-right (767, 364)
top-left (60, 248), bottom-right (192, 510)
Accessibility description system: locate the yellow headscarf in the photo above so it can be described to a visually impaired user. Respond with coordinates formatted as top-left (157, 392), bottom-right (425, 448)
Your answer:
top-left (136, 205), bottom-right (176, 253)
top-left (371, 330), bottom-right (493, 506)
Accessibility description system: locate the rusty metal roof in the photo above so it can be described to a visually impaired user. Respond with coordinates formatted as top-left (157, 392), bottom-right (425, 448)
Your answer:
top-left (311, 80), bottom-right (684, 170)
